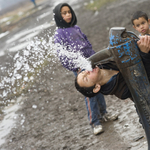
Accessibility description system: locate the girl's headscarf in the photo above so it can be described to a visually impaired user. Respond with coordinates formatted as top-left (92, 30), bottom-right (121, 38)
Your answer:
top-left (53, 3), bottom-right (77, 28)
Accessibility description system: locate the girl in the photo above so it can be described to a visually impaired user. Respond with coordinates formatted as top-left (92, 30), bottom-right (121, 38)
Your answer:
top-left (53, 3), bottom-right (117, 135)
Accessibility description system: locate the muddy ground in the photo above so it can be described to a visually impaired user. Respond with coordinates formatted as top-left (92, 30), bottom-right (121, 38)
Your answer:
top-left (0, 0), bottom-right (150, 150)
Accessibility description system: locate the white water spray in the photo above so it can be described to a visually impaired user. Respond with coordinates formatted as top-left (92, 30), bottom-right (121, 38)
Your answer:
top-left (54, 42), bottom-right (92, 71)
top-left (0, 28), bottom-right (92, 101)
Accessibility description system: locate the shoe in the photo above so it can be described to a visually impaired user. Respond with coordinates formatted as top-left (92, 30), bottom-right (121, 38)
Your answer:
top-left (93, 125), bottom-right (104, 135)
top-left (101, 113), bottom-right (118, 122)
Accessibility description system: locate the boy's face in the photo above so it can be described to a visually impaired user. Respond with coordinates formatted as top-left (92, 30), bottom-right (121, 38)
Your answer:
top-left (133, 17), bottom-right (150, 35)
top-left (61, 6), bottom-right (72, 23)
top-left (77, 67), bottom-right (100, 88)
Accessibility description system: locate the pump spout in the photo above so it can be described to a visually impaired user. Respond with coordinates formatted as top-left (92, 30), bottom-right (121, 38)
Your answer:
top-left (87, 47), bottom-right (114, 68)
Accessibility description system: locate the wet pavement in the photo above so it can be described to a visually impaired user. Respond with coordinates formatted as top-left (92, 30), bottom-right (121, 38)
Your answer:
top-left (0, 0), bottom-right (150, 149)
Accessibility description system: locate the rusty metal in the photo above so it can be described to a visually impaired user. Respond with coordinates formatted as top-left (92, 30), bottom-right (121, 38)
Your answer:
top-left (88, 27), bottom-right (150, 149)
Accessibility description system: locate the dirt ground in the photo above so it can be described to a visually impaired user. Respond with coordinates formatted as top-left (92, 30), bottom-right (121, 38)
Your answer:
top-left (0, 0), bottom-right (150, 150)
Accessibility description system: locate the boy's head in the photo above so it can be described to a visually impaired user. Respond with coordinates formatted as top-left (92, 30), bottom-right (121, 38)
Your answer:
top-left (53, 3), bottom-right (77, 28)
top-left (131, 11), bottom-right (150, 35)
top-left (75, 68), bottom-right (101, 97)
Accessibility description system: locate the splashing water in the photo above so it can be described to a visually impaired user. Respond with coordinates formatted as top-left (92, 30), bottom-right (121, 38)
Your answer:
top-left (0, 33), bottom-right (57, 102)
top-left (0, 28), bottom-right (92, 102)
top-left (55, 42), bottom-right (92, 71)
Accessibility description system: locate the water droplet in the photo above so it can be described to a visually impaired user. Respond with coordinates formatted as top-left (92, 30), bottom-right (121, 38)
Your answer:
top-left (32, 105), bottom-right (37, 109)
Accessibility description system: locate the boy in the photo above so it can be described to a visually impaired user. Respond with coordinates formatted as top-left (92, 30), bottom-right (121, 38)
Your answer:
top-left (131, 11), bottom-right (150, 36)
top-left (75, 35), bottom-right (150, 99)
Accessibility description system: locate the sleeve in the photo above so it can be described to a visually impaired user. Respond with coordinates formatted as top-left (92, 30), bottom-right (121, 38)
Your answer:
top-left (75, 25), bottom-right (92, 47)
top-left (139, 50), bottom-right (150, 77)
top-left (140, 51), bottom-right (150, 61)
top-left (54, 32), bottom-right (79, 72)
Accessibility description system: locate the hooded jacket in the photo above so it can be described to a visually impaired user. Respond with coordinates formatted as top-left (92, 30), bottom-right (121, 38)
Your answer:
top-left (53, 3), bottom-right (95, 71)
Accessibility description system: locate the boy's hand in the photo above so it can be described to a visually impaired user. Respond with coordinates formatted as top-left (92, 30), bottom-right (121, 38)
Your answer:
top-left (137, 35), bottom-right (150, 53)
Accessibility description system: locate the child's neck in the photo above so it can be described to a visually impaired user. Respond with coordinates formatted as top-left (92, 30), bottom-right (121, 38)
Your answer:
top-left (99, 69), bottom-right (119, 85)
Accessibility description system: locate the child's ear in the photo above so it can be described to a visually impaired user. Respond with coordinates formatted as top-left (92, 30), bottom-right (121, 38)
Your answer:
top-left (93, 84), bottom-right (101, 93)
top-left (133, 25), bottom-right (136, 29)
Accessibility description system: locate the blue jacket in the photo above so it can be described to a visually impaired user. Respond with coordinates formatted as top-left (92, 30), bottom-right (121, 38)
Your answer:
top-left (54, 25), bottom-right (95, 71)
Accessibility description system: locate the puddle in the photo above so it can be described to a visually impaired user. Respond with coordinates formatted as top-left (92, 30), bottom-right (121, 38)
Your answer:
top-left (0, 31), bottom-right (9, 39)
top-left (0, 96), bottom-right (23, 146)
top-left (112, 98), bottom-right (148, 149)
top-left (9, 41), bottom-right (30, 52)
top-left (0, 51), bottom-right (5, 57)
top-left (6, 23), bottom-right (51, 44)
top-left (0, 22), bottom-right (53, 56)
top-left (36, 11), bottom-right (51, 20)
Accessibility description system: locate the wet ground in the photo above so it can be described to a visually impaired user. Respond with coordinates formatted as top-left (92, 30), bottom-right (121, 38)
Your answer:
top-left (0, 0), bottom-right (150, 149)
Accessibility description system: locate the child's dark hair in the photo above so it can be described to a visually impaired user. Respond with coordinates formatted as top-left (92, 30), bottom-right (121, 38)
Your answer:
top-left (75, 76), bottom-right (98, 98)
top-left (131, 11), bottom-right (148, 25)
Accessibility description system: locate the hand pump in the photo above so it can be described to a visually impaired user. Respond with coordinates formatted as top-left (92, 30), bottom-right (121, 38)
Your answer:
top-left (88, 27), bottom-right (150, 149)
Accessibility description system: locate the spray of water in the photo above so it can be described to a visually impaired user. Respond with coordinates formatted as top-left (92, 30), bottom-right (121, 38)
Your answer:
top-left (55, 42), bottom-right (92, 71)
top-left (0, 28), bottom-right (92, 103)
